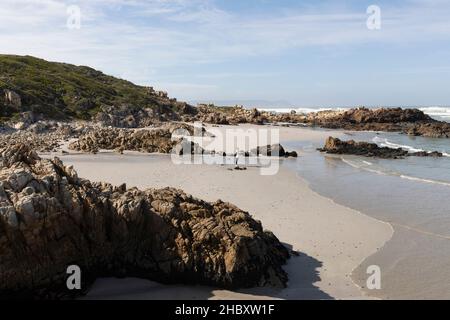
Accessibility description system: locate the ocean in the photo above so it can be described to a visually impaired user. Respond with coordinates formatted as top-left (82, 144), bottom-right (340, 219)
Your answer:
top-left (278, 111), bottom-right (450, 298)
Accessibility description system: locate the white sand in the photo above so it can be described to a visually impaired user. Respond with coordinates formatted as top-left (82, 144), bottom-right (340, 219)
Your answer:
top-left (51, 125), bottom-right (393, 300)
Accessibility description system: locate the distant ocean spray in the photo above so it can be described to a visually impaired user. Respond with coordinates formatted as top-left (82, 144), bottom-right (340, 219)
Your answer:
top-left (419, 107), bottom-right (450, 121)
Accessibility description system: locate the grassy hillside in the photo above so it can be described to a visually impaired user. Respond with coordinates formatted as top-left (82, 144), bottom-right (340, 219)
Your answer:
top-left (0, 55), bottom-right (186, 121)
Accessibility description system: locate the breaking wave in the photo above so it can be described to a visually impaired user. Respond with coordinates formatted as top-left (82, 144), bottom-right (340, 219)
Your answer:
top-left (372, 137), bottom-right (450, 157)
top-left (420, 106), bottom-right (450, 121)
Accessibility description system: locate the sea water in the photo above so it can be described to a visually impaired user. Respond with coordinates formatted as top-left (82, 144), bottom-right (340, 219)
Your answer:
top-left (282, 126), bottom-right (450, 299)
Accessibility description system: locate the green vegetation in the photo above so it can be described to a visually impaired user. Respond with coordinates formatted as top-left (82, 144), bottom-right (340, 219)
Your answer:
top-left (0, 55), bottom-right (177, 120)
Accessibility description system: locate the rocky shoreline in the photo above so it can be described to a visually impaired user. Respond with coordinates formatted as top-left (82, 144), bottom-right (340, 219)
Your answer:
top-left (319, 137), bottom-right (444, 159)
top-left (0, 118), bottom-right (298, 158)
top-left (304, 107), bottom-right (450, 138)
top-left (187, 106), bottom-right (450, 139)
top-left (0, 144), bottom-right (290, 299)
top-left (3, 105), bottom-right (450, 141)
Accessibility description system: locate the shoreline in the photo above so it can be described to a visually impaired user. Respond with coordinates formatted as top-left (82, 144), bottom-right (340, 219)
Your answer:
top-left (290, 169), bottom-right (395, 299)
top-left (46, 125), bottom-right (393, 300)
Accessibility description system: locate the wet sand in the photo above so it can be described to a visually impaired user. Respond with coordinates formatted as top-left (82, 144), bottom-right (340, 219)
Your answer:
top-left (48, 125), bottom-right (392, 300)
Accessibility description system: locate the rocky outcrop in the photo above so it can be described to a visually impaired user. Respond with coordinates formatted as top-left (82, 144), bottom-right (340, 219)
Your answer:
top-left (69, 127), bottom-right (296, 158)
top-left (191, 105), bottom-right (306, 125)
top-left (306, 107), bottom-right (431, 126)
top-left (0, 121), bottom-right (84, 153)
top-left (305, 108), bottom-right (450, 138)
top-left (94, 104), bottom-right (195, 128)
top-left (0, 55), bottom-right (201, 123)
top-left (68, 127), bottom-right (177, 154)
top-left (0, 144), bottom-right (290, 299)
top-left (319, 137), bottom-right (443, 158)
top-left (403, 122), bottom-right (450, 138)
top-left (95, 105), bottom-right (155, 128)
top-left (191, 106), bottom-right (450, 139)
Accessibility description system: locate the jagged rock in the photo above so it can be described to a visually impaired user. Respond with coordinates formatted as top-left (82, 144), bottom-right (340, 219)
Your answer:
top-left (95, 105), bottom-right (157, 128)
top-left (319, 137), bottom-right (443, 159)
top-left (69, 124), bottom-right (213, 155)
top-left (191, 105), bottom-right (306, 125)
top-left (305, 108), bottom-right (450, 138)
top-left (95, 101), bottom-right (196, 128)
top-left (68, 127), bottom-right (177, 154)
top-left (307, 107), bottom-right (431, 125)
top-left (191, 106), bottom-right (450, 139)
top-left (0, 121), bottom-right (84, 153)
top-left (410, 151), bottom-right (443, 157)
top-left (404, 122), bottom-right (450, 138)
top-left (0, 144), bottom-right (290, 299)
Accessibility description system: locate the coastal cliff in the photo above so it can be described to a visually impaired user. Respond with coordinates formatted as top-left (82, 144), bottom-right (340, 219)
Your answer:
top-left (1, 55), bottom-right (449, 139)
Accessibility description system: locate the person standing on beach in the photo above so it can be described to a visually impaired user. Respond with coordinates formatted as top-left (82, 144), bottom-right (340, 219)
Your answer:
top-left (234, 151), bottom-right (239, 167)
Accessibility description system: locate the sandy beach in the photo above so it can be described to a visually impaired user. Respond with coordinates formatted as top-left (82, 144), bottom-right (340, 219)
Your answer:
top-left (48, 125), bottom-right (393, 300)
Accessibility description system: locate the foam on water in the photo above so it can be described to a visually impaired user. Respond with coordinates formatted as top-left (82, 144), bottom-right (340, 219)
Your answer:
top-left (341, 157), bottom-right (450, 187)
top-left (372, 136), bottom-right (425, 153)
top-left (372, 136), bottom-right (450, 157)
top-left (420, 106), bottom-right (450, 120)
top-left (399, 174), bottom-right (450, 187)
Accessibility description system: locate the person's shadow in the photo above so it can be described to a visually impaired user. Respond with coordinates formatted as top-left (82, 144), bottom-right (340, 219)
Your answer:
top-left (83, 242), bottom-right (332, 300)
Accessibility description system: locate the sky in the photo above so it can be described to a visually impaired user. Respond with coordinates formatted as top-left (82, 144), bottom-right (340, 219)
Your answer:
top-left (1, 0), bottom-right (450, 107)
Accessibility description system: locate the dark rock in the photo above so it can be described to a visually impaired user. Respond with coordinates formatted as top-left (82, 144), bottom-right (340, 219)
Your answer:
top-left (192, 106), bottom-right (450, 139)
top-left (410, 151), bottom-right (443, 157)
top-left (250, 144), bottom-right (297, 157)
top-left (285, 151), bottom-right (298, 158)
top-left (319, 137), bottom-right (444, 159)
top-left (0, 144), bottom-right (290, 299)
top-left (306, 108), bottom-right (450, 139)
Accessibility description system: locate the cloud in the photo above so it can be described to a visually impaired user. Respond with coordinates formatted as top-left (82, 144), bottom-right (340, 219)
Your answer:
top-left (2, 1), bottom-right (450, 66)
top-left (1, 0), bottom-right (450, 101)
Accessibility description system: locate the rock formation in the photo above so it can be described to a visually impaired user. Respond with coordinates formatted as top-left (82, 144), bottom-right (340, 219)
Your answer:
top-left (190, 106), bottom-right (450, 139)
top-left (305, 108), bottom-right (450, 138)
top-left (403, 122), bottom-right (450, 138)
top-left (0, 121), bottom-right (84, 153)
top-left (0, 144), bottom-right (290, 299)
top-left (306, 107), bottom-right (431, 126)
top-left (319, 137), bottom-right (443, 158)
top-left (251, 144), bottom-right (298, 158)
top-left (94, 103), bottom-right (196, 128)
top-left (190, 105), bottom-right (306, 125)
top-left (68, 127), bottom-right (177, 154)
top-left (69, 127), bottom-right (297, 158)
